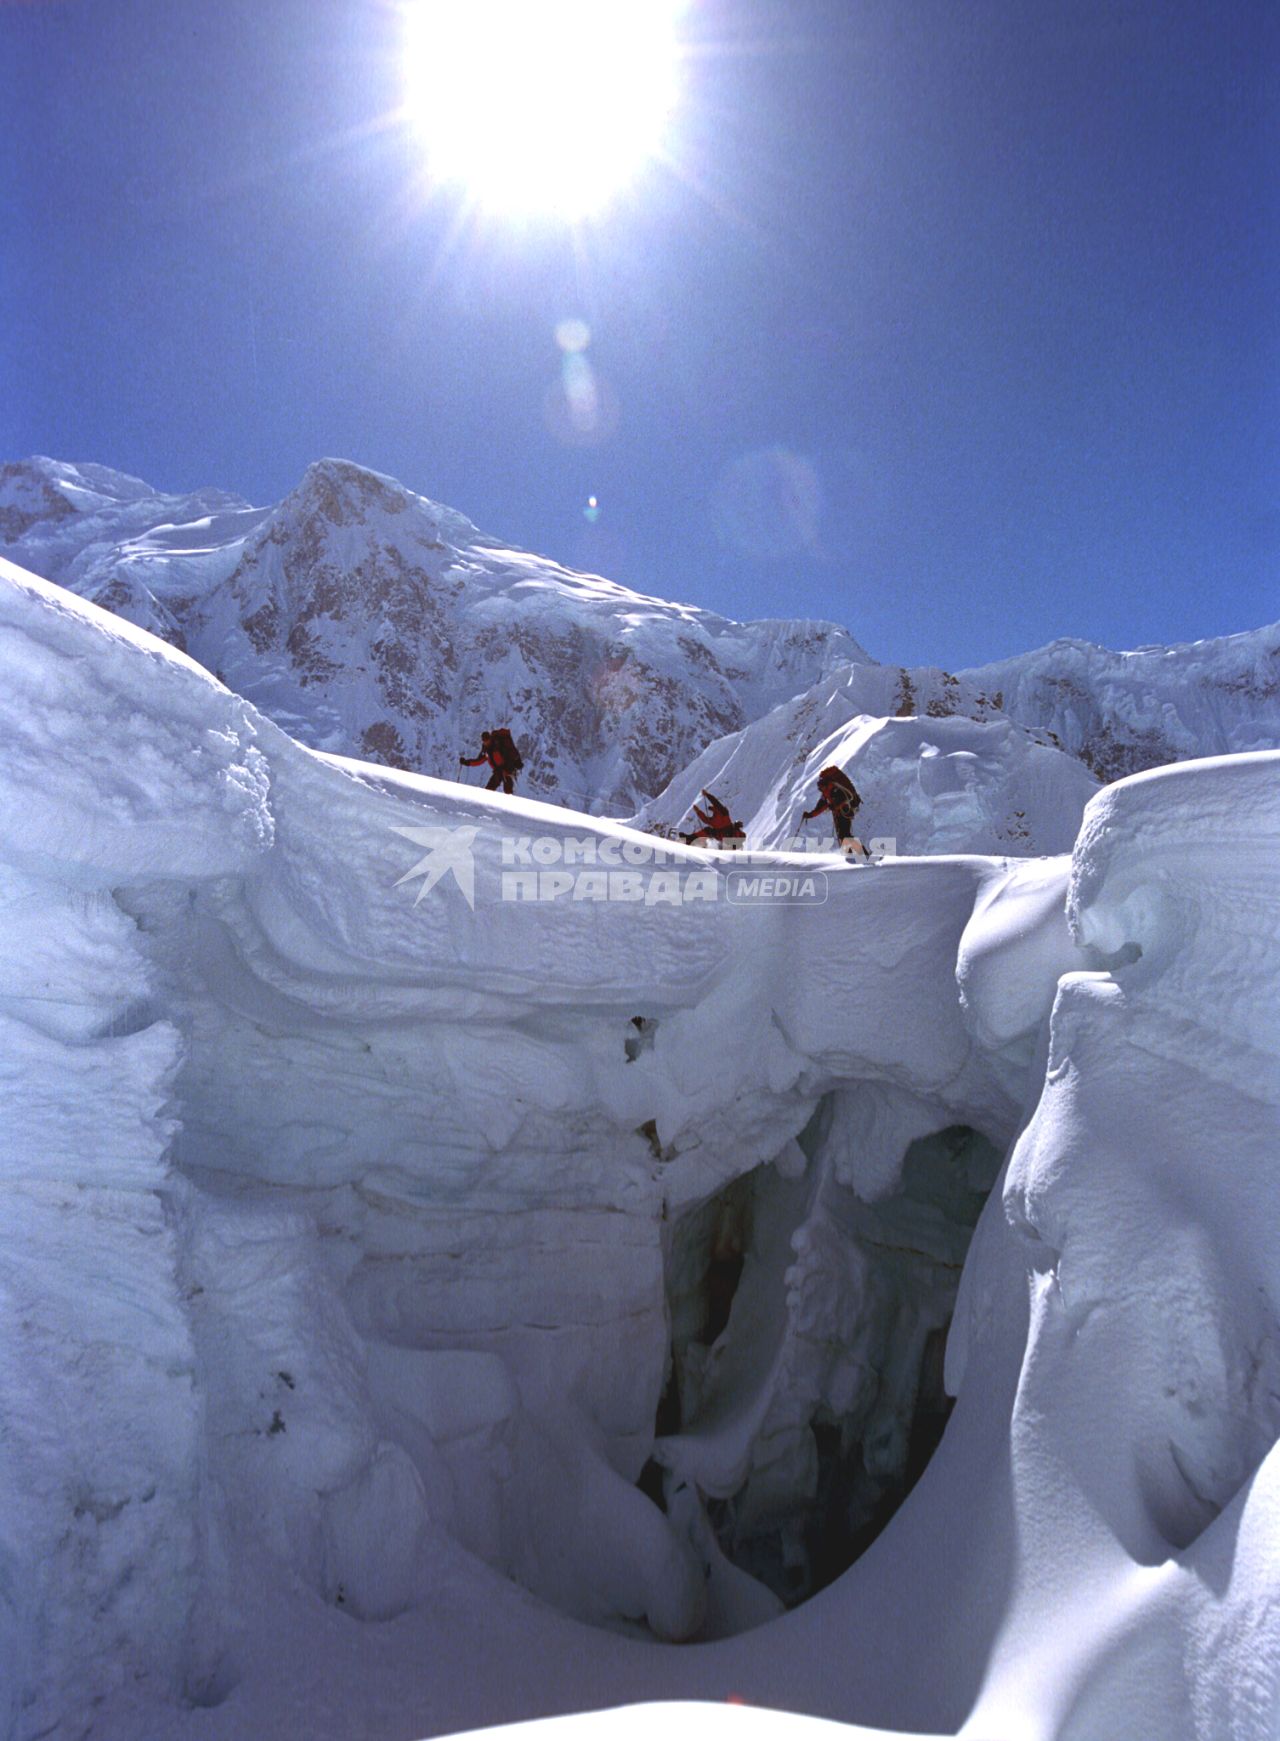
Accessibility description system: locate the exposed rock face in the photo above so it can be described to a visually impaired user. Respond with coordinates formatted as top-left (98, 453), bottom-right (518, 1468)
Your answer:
top-left (0, 461), bottom-right (81, 540)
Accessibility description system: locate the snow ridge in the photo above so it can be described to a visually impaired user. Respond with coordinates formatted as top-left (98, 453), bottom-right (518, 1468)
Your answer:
top-left (961, 626), bottom-right (1280, 779)
top-left (634, 660), bottom-right (1102, 856)
top-left (0, 455), bottom-right (869, 816)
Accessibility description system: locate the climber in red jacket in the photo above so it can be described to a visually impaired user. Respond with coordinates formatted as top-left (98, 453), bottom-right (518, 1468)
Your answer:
top-left (681, 789), bottom-right (745, 848)
top-left (803, 765), bottom-right (866, 856)
top-left (460, 728), bottom-right (524, 795)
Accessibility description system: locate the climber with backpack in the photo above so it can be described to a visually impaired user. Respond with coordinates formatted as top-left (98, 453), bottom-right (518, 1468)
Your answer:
top-left (803, 765), bottom-right (868, 859)
top-left (460, 727), bottom-right (524, 795)
top-left (680, 789), bottom-right (745, 849)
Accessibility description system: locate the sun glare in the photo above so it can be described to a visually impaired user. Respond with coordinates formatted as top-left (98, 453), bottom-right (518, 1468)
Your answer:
top-left (402, 0), bottom-right (684, 219)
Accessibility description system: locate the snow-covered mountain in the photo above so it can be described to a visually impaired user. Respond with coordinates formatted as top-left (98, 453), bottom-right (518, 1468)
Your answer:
top-left (9, 454), bottom-right (1279, 872)
top-left (636, 625), bottom-right (1280, 856)
top-left (2, 553), bottom-right (1278, 1741)
top-left (0, 456), bottom-right (869, 815)
top-left (960, 624), bottom-right (1280, 780)
top-left (634, 662), bottom-right (1102, 856)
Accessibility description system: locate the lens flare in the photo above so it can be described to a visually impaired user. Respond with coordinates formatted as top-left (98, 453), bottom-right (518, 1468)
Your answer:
top-left (403, 0), bottom-right (685, 219)
top-left (714, 447), bottom-right (824, 561)
top-left (563, 353), bottom-right (596, 428)
top-left (555, 317), bottom-right (591, 353)
top-left (545, 320), bottom-right (618, 448)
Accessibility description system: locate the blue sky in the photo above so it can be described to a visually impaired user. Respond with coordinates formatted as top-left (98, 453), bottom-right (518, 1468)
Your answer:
top-left (3, 0), bottom-right (1276, 668)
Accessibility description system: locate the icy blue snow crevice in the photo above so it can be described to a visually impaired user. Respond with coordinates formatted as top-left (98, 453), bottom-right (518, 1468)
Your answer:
top-left (653, 1105), bottom-right (1003, 1610)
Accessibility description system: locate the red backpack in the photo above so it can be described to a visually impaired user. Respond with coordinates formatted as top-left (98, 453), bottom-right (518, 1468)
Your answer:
top-left (818, 766), bottom-right (859, 807)
top-left (489, 727), bottom-right (524, 772)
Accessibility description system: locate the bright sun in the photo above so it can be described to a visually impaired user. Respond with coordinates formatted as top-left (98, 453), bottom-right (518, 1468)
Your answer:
top-left (403, 0), bottom-right (683, 220)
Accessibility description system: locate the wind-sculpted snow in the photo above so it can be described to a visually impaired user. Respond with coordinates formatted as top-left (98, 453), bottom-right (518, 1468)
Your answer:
top-left (1055, 754), bottom-right (1280, 1547)
top-left (1, 552), bottom-right (1278, 1741)
top-left (0, 456), bottom-right (868, 816)
top-left (941, 749), bottom-right (1280, 1739)
top-left (634, 660), bottom-right (1101, 856)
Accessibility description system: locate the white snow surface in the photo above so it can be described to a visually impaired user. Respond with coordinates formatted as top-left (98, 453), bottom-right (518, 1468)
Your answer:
top-left (960, 625), bottom-right (1280, 780)
top-left (0, 457), bottom-right (869, 816)
top-left (0, 553), bottom-right (1278, 1741)
top-left (633, 661), bottom-right (1101, 856)
top-left (456, 1707), bottom-right (912, 1739)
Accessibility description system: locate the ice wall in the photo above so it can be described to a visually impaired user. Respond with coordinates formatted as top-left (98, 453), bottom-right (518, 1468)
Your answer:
top-left (2, 552), bottom-right (1278, 1741)
top-left (0, 556), bottom-right (1080, 1723)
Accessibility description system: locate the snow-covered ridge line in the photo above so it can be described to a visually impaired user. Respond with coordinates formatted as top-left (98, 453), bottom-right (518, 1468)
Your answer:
top-left (634, 659), bottom-right (1102, 857)
top-left (959, 622), bottom-right (1280, 779)
top-left (0, 455), bottom-right (869, 816)
top-left (7, 454), bottom-right (1280, 844)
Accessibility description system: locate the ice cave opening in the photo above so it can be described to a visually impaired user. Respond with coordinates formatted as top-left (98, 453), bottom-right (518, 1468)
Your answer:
top-left (645, 1113), bottom-right (1004, 1622)
top-left (68, 762), bottom-right (1043, 1663)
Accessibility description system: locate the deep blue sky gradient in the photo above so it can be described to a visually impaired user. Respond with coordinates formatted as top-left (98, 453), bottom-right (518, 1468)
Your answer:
top-left (3, 0), bottom-right (1277, 666)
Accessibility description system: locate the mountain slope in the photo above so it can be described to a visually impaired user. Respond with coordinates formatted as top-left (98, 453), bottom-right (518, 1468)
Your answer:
top-left (960, 626), bottom-right (1280, 779)
top-left (634, 620), bottom-right (1280, 856)
top-left (7, 452), bottom-right (1280, 834)
top-left (0, 456), bottom-right (870, 814)
top-left (634, 662), bottom-right (1101, 857)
